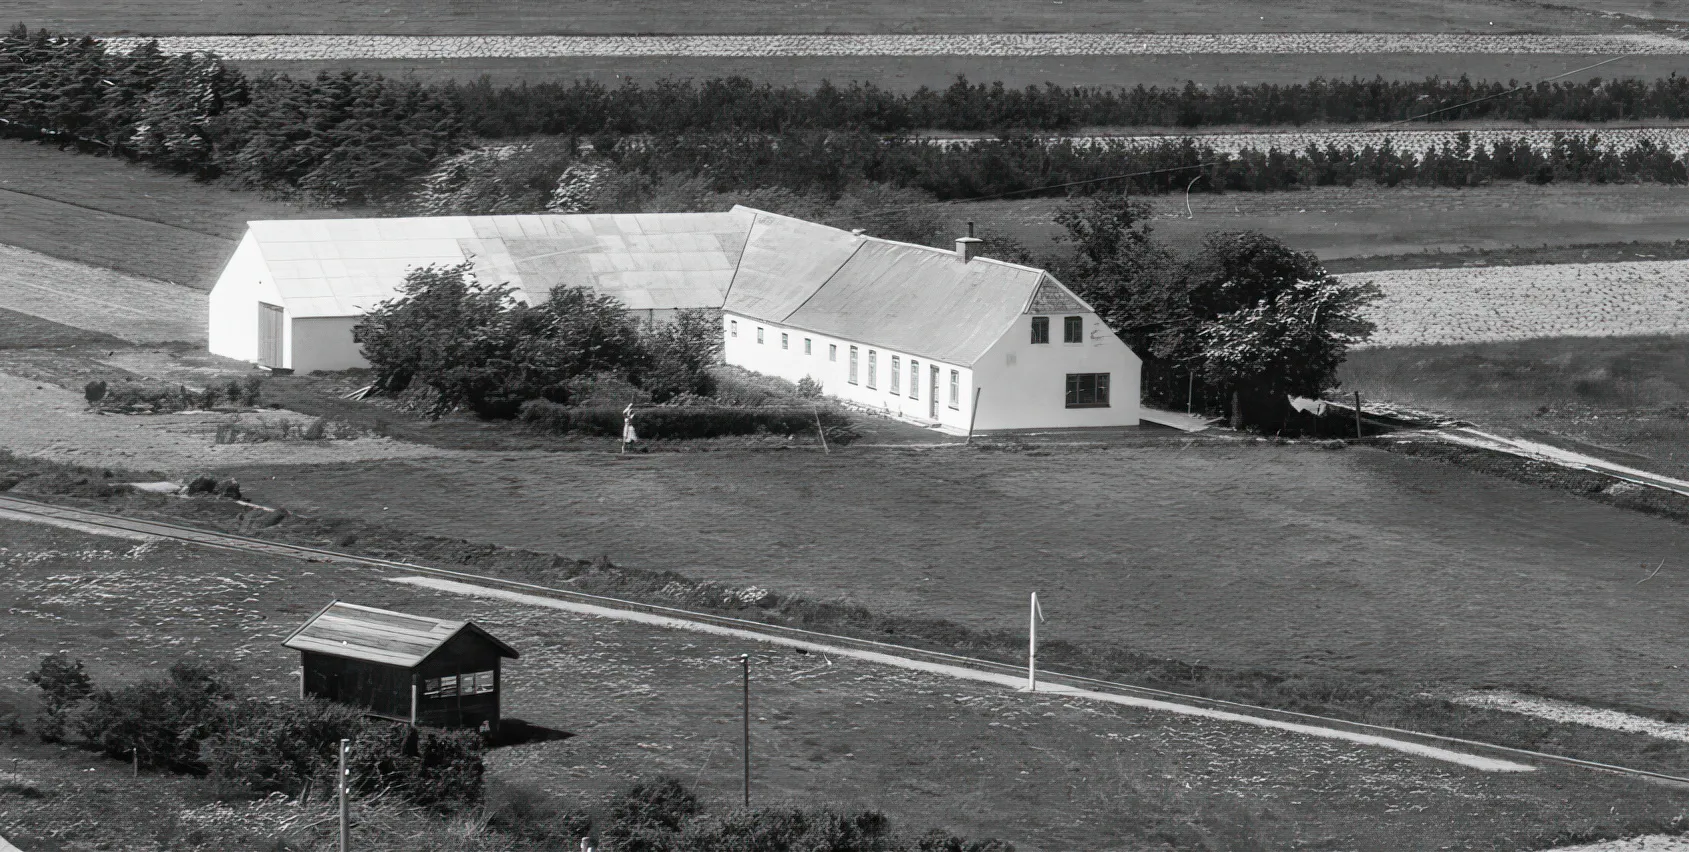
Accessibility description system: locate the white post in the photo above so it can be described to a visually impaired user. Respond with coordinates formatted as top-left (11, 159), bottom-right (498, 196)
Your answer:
top-left (1028, 592), bottom-right (1037, 692)
top-left (966, 387), bottom-right (982, 444)
top-left (338, 738), bottom-right (350, 852)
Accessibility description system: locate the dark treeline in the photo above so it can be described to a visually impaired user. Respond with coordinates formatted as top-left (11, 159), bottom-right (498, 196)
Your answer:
top-left (602, 131), bottom-right (1689, 201)
top-left (444, 74), bottom-right (1689, 136)
top-left (0, 25), bottom-right (462, 205)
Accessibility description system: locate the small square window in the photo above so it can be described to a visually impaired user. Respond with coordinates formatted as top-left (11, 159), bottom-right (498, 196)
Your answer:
top-left (757, 327), bottom-right (765, 344)
top-left (804, 338), bottom-right (812, 355)
top-left (781, 332), bottom-right (789, 350)
top-left (351, 325), bottom-right (366, 344)
top-left (829, 344), bottom-right (837, 362)
top-left (730, 320), bottom-right (738, 338)
top-left (1065, 373), bottom-right (1111, 408)
top-left (866, 350), bottom-right (877, 389)
top-left (1030, 316), bottom-right (1049, 344)
top-left (1063, 316), bottom-right (1083, 343)
top-left (890, 356), bottom-right (901, 394)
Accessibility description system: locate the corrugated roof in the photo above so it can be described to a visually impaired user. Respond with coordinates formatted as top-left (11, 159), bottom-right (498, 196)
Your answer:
top-left (779, 240), bottom-right (1051, 366)
top-left (722, 207), bottom-right (864, 318)
top-left (283, 601), bottom-right (519, 668)
top-left (247, 211), bottom-right (754, 318)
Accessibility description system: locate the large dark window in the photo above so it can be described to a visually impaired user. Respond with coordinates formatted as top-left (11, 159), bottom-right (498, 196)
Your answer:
top-left (1065, 373), bottom-right (1110, 408)
top-left (1063, 316), bottom-right (1083, 343)
top-left (1030, 316), bottom-right (1049, 344)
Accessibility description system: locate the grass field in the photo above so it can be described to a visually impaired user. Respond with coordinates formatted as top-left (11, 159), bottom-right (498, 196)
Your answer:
top-left (947, 183), bottom-right (1689, 262)
top-left (1342, 335), bottom-right (1689, 478)
top-left (0, 244), bottom-right (207, 345)
top-left (17, 0), bottom-right (1666, 37)
top-left (8, 516), bottom-right (1680, 851)
top-left (209, 439), bottom-right (1689, 717)
top-left (0, 139), bottom-right (366, 290)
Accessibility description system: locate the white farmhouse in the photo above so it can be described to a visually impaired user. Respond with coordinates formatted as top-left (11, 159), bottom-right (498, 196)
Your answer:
top-left (210, 207), bottom-right (1140, 432)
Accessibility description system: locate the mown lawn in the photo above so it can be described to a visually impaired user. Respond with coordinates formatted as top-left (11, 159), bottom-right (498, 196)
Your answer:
top-left (2, 516), bottom-right (1685, 852)
top-left (218, 439), bottom-right (1689, 717)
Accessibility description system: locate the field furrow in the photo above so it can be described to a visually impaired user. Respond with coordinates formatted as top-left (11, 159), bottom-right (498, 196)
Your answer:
top-left (1347, 259), bottom-right (1689, 346)
top-left (0, 244), bottom-right (207, 345)
top-left (97, 32), bottom-right (1689, 60)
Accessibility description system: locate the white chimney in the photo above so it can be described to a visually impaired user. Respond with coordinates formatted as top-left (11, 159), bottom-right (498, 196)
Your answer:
top-left (955, 221), bottom-right (983, 263)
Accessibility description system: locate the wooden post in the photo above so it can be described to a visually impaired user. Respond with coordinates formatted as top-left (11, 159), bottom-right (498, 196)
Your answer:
top-left (1028, 592), bottom-right (1038, 692)
top-left (966, 387), bottom-right (981, 444)
top-left (132, 748), bottom-right (138, 777)
top-left (740, 654), bottom-right (751, 809)
top-left (1353, 390), bottom-right (1363, 439)
top-left (410, 679), bottom-right (418, 726)
top-left (812, 405), bottom-right (829, 454)
top-left (1187, 370), bottom-right (1194, 414)
top-left (339, 738), bottom-right (350, 852)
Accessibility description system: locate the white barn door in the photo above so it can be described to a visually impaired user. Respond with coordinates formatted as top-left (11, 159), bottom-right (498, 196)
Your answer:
top-left (257, 302), bottom-right (285, 368)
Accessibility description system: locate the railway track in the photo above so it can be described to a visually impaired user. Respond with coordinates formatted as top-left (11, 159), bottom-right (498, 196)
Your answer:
top-left (4, 491), bottom-right (1688, 787)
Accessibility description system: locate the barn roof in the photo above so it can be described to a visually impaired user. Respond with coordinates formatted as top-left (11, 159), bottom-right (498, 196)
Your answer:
top-left (283, 600), bottom-right (519, 668)
top-left (722, 208), bottom-right (864, 319)
top-left (246, 211), bottom-right (754, 318)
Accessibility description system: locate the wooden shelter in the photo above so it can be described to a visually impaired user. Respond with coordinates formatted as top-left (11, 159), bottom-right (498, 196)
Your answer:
top-left (284, 601), bottom-right (519, 730)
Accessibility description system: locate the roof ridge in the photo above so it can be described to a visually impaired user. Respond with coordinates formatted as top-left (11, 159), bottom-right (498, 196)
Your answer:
top-left (778, 237), bottom-right (870, 323)
top-left (857, 233), bottom-right (1050, 276)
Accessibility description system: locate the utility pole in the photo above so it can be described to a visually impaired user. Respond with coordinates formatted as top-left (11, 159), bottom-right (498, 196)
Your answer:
top-left (739, 654), bottom-right (751, 809)
top-left (339, 738), bottom-right (350, 852)
top-left (1028, 592), bottom-right (1045, 692)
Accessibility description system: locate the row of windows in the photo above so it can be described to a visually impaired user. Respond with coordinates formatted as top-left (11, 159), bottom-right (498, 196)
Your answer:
top-left (733, 319), bottom-right (961, 409)
top-left (848, 345), bottom-right (960, 407)
top-left (423, 670), bottom-right (495, 698)
top-left (1030, 315), bottom-right (1085, 345)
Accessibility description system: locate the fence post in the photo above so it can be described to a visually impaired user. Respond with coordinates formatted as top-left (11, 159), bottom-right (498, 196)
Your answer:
top-left (339, 738), bottom-right (350, 852)
top-left (966, 387), bottom-right (982, 444)
top-left (812, 405), bottom-right (829, 454)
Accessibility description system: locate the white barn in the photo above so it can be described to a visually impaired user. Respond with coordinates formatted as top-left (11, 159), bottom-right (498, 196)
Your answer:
top-left (210, 207), bottom-right (1140, 432)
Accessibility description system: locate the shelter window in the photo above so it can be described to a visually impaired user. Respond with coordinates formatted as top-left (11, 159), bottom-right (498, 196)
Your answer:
top-left (805, 338), bottom-right (812, 355)
top-left (351, 324), bottom-right (366, 344)
top-left (848, 346), bottom-right (859, 384)
top-left (1030, 316), bottom-right (1049, 344)
top-left (866, 350), bottom-right (877, 389)
top-left (465, 671), bottom-right (496, 695)
top-left (908, 361), bottom-right (919, 399)
top-left (730, 320), bottom-right (738, 338)
top-left (1065, 373), bottom-right (1111, 408)
top-left (424, 675), bottom-right (459, 698)
top-left (1064, 316), bottom-right (1083, 343)
top-left (757, 327), bottom-right (765, 344)
top-left (829, 344), bottom-right (837, 362)
top-left (949, 370), bottom-right (960, 408)
top-left (890, 356), bottom-right (901, 394)
top-left (782, 332), bottom-right (789, 350)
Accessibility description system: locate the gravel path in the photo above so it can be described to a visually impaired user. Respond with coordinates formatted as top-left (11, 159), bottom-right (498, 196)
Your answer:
top-left (97, 32), bottom-right (1689, 60)
top-left (1453, 690), bottom-right (1689, 743)
top-left (1545, 838), bottom-right (1689, 851)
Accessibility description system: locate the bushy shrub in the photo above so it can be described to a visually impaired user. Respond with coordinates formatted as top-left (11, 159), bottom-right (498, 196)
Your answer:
top-left (77, 661), bottom-right (232, 770)
top-left (796, 376), bottom-right (823, 398)
top-left (240, 375), bottom-right (264, 405)
top-left (329, 723), bottom-right (485, 811)
top-left (202, 698), bottom-right (366, 798)
top-left (83, 380), bottom-right (107, 404)
top-left (565, 371), bottom-right (652, 408)
top-left (24, 654), bottom-right (93, 743)
top-left (603, 776), bottom-right (700, 849)
top-left (484, 780), bottom-right (594, 845)
top-left (639, 309), bottom-right (722, 403)
top-left (519, 400), bottom-right (853, 441)
top-left (302, 416), bottom-right (329, 441)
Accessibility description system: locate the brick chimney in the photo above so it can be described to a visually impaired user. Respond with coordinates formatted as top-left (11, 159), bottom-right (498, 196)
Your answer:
top-left (955, 221), bottom-right (983, 263)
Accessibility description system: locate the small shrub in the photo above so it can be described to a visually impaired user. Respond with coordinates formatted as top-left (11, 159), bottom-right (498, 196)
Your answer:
top-left (240, 376), bottom-right (264, 405)
top-left (83, 380), bottom-right (108, 404)
top-left (302, 417), bottom-right (329, 441)
top-left (484, 780), bottom-right (593, 845)
top-left (328, 723), bottom-right (486, 811)
top-left (186, 475), bottom-right (218, 494)
top-left (796, 376), bottom-right (823, 398)
top-left (200, 386), bottom-right (221, 409)
top-left (24, 655), bottom-right (93, 743)
top-left (203, 698), bottom-right (366, 798)
top-left (216, 479), bottom-right (242, 501)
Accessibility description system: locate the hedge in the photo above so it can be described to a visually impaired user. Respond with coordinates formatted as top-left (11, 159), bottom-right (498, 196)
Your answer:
top-left (518, 400), bottom-right (852, 441)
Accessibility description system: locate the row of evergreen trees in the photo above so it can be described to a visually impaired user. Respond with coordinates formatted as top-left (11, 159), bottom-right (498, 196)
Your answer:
top-left (447, 73), bottom-right (1689, 136)
top-left (602, 131), bottom-right (1689, 200)
top-left (0, 25), bottom-right (462, 204)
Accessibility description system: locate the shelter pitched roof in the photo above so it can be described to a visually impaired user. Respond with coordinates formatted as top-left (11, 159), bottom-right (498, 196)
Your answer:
top-left (283, 601), bottom-right (519, 668)
top-left (722, 207), bottom-right (864, 318)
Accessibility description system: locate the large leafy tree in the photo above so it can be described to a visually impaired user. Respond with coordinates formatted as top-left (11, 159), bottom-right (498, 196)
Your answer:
top-left (1056, 195), bottom-right (1378, 429)
top-left (357, 263), bottom-right (643, 419)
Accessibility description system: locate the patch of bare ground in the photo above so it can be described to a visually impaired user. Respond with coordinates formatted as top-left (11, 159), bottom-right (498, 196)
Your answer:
top-left (0, 515), bottom-right (1685, 851)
